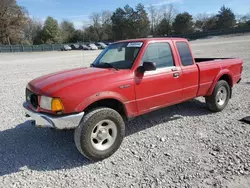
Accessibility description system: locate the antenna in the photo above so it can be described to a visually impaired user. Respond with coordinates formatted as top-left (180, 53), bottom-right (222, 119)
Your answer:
top-left (82, 32), bottom-right (84, 66)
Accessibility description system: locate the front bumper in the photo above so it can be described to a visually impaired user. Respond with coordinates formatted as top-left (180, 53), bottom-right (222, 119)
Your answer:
top-left (23, 102), bottom-right (85, 130)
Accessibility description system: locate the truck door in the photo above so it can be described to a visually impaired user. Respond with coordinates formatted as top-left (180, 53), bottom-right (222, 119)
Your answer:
top-left (175, 41), bottom-right (199, 100)
top-left (135, 41), bottom-right (183, 114)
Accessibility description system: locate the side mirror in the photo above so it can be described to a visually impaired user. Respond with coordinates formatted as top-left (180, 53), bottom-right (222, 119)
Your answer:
top-left (138, 61), bottom-right (156, 73)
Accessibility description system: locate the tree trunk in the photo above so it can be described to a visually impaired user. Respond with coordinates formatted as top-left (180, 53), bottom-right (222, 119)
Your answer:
top-left (7, 36), bottom-right (11, 45)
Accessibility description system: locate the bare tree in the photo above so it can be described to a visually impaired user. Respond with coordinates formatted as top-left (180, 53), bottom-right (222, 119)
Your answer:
top-left (60, 20), bottom-right (75, 43)
top-left (160, 4), bottom-right (177, 23)
top-left (236, 13), bottom-right (250, 23)
top-left (235, 12), bottom-right (250, 27)
top-left (88, 11), bottom-right (113, 41)
top-left (90, 12), bottom-right (101, 26)
top-left (101, 11), bottom-right (112, 25)
top-left (89, 12), bottom-right (103, 41)
top-left (148, 5), bottom-right (162, 35)
top-left (148, 4), bottom-right (177, 36)
top-left (101, 11), bottom-right (112, 40)
top-left (195, 13), bottom-right (210, 21)
top-left (22, 17), bottom-right (43, 44)
top-left (148, 5), bottom-right (156, 35)
top-left (0, 0), bottom-right (28, 44)
top-left (150, 4), bottom-right (177, 36)
top-left (194, 13), bottom-right (210, 31)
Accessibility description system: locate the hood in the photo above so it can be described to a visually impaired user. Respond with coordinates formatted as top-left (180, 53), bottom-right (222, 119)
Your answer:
top-left (28, 67), bottom-right (116, 95)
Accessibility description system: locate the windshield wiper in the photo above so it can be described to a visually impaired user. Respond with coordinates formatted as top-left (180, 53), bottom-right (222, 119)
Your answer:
top-left (94, 62), bottom-right (119, 71)
top-left (102, 63), bottom-right (119, 71)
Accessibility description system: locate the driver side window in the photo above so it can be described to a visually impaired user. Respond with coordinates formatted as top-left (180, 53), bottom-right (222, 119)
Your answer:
top-left (142, 42), bottom-right (175, 69)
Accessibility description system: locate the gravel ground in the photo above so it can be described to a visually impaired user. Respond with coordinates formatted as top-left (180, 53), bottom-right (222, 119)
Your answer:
top-left (0, 35), bottom-right (250, 188)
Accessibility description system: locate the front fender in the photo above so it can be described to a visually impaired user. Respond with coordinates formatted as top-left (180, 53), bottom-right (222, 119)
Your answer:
top-left (207, 69), bottom-right (233, 96)
top-left (75, 91), bottom-right (129, 113)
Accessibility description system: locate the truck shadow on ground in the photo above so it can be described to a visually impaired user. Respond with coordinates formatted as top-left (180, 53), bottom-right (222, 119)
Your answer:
top-left (0, 99), bottom-right (211, 176)
top-left (126, 99), bottom-right (210, 136)
top-left (0, 121), bottom-right (89, 176)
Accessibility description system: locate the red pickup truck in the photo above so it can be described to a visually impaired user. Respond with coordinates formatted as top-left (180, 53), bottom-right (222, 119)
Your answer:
top-left (23, 38), bottom-right (243, 161)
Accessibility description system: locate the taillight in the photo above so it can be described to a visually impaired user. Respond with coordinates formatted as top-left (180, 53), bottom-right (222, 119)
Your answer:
top-left (241, 65), bottom-right (243, 73)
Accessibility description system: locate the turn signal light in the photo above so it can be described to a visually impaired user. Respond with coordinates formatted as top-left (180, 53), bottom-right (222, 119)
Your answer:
top-left (51, 98), bottom-right (64, 112)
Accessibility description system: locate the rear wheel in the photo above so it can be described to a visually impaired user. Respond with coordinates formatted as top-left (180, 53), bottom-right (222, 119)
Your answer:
top-left (205, 80), bottom-right (230, 112)
top-left (74, 108), bottom-right (125, 161)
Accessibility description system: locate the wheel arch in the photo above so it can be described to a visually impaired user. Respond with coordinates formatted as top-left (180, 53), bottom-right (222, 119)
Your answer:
top-left (75, 92), bottom-right (130, 120)
top-left (207, 70), bottom-right (233, 96)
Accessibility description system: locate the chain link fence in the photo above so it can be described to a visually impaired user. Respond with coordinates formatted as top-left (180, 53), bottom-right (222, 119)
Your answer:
top-left (169, 27), bottom-right (250, 40)
top-left (1, 27), bottom-right (250, 53)
top-left (0, 44), bottom-right (64, 53)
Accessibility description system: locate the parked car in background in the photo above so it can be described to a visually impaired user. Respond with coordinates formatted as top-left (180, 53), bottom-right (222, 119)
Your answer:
top-left (104, 42), bottom-right (112, 46)
top-left (96, 42), bottom-right (107, 49)
top-left (88, 43), bottom-right (98, 50)
top-left (71, 44), bottom-right (80, 50)
top-left (80, 44), bottom-right (91, 50)
top-left (95, 43), bottom-right (103, 49)
top-left (61, 45), bottom-right (72, 51)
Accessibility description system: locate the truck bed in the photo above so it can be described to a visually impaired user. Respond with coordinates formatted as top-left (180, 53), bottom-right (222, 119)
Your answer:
top-left (196, 58), bottom-right (243, 97)
top-left (195, 58), bottom-right (233, 63)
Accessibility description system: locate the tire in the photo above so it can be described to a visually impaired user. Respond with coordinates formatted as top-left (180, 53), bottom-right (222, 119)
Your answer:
top-left (205, 80), bottom-right (230, 112)
top-left (74, 108), bottom-right (125, 161)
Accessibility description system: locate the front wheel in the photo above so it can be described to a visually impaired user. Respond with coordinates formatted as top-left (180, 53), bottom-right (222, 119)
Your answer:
top-left (205, 80), bottom-right (230, 112)
top-left (74, 108), bottom-right (125, 161)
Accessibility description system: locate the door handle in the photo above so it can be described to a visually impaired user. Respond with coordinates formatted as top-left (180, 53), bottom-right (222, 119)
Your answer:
top-left (171, 68), bottom-right (177, 71)
top-left (173, 72), bottom-right (180, 78)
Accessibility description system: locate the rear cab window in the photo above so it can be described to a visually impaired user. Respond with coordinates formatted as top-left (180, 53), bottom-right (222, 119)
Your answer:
top-left (142, 42), bottom-right (175, 69)
top-left (176, 42), bottom-right (194, 66)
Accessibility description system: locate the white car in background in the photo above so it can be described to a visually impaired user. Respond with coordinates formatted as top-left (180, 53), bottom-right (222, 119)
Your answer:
top-left (61, 44), bottom-right (72, 51)
top-left (88, 43), bottom-right (98, 50)
top-left (97, 42), bottom-right (107, 49)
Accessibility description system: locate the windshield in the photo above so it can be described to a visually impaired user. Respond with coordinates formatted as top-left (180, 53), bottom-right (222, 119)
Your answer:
top-left (92, 42), bottom-right (143, 70)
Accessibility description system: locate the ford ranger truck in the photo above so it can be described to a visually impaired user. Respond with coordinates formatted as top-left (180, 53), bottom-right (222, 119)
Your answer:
top-left (23, 38), bottom-right (243, 161)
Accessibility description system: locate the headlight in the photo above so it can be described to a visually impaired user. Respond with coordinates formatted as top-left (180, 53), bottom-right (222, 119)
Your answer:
top-left (40, 96), bottom-right (64, 112)
top-left (40, 96), bottom-right (52, 110)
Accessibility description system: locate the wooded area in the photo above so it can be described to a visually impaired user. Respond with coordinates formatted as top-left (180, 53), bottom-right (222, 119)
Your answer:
top-left (1, 0), bottom-right (250, 45)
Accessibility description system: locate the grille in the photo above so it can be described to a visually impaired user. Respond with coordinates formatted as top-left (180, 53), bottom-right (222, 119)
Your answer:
top-left (26, 88), bottom-right (38, 109)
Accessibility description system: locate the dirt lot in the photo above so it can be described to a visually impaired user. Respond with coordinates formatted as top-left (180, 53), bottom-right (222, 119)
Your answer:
top-left (0, 35), bottom-right (250, 188)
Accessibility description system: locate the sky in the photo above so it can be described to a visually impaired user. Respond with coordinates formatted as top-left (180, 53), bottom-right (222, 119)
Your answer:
top-left (17, 0), bottom-right (250, 28)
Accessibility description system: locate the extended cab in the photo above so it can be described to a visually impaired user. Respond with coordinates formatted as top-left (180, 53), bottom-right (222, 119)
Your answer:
top-left (23, 38), bottom-right (243, 161)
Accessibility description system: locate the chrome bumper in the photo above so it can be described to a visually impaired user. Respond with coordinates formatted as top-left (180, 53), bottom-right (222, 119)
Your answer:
top-left (23, 102), bottom-right (84, 130)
